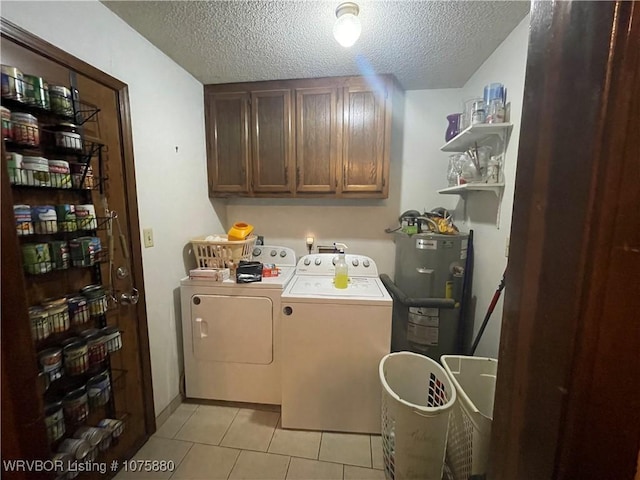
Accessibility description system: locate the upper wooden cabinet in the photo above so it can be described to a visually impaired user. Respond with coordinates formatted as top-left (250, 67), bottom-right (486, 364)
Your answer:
top-left (295, 87), bottom-right (340, 193)
top-left (251, 89), bottom-right (293, 193)
top-left (204, 75), bottom-right (401, 198)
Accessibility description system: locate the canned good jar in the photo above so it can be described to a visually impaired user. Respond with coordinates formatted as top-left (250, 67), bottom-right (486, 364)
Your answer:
top-left (47, 123), bottom-right (82, 151)
top-left (50, 240), bottom-right (70, 270)
top-left (44, 299), bottom-right (70, 333)
top-left (32, 205), bottom-right (58, 234)
top-left (74, 204), bottom-right (96, 229)
top-left (59, 437), bottom-right (91, 461)
top-left (49, 160), bottom-right (72, 189)
top-left (80, 284), bottom-right (107, 318)
top-left (85, 332), bottom-right (108, 368)
top-left (29, 306), bottom-right (51, 342)
top-left (101, 326), bottom-right (122, 353)
top-left (67, 296), bottom-right (89, 326)
top-left (1, 65), bottom-right (24, 101)
top-left (1, 106), bottom-right (12, 140)
top-left (11, 112), bottom-right (39, 146)
top-left (62, 338), bottom-right (88, 376)
top-left (22, 156), bottom-right (50, 187)
top-left (70, 237), bottom-right (98, 267)
top-left (55, 204), bottom-right (76, 231)
top-left (38, 347), bottom-right (63, 381)
top-left (70, 162), bottom-right (94, 189)
top-left (45, 401), bottom-right (66, 443)
top-left (72, 426), bottom-right (106, 449)
top-left (86, 371), bottom-right (111, 408)
top-left (14, 204), bottom-right (34, 236)
top-left (6, 152), bottom-right (26, 185)
top-left (23, 74), bottom-right (50, 109)
top-left (22, 242), bottom-right (52, 274)
top-left (49, 85), bottom-right (74, 117)
top-left (97, 418), bottom-right (124, 438)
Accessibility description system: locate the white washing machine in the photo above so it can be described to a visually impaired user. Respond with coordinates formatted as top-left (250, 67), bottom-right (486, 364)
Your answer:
top-left (180, 246), bottom-right (296, 405)
top-left (280, 254), bottom-right (392, 434)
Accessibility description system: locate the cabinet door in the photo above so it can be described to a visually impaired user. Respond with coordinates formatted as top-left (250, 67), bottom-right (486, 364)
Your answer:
top-left (342, 84), bottom-right (388, 194)
top-left (205, 92), bottom-right (250, 194)
top-left (295, 87), bottom-right (340, 193)
top-left (251, 90), bottom-right (293, 193)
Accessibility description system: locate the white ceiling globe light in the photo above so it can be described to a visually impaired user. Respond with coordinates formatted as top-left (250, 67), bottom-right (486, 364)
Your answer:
top-left (333, 2), bottom-right (362, 48)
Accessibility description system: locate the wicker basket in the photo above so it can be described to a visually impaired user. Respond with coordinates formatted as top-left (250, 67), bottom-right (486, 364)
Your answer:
top-left (190, 235), bottom-right (257, 269)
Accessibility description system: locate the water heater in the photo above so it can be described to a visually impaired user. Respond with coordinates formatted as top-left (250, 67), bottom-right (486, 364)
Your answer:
top-left (391, 231), bottom-right (469, 359)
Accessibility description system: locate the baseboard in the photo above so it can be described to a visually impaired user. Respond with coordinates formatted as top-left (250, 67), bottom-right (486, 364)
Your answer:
top-left (155, 393), bottom-right (184, 429)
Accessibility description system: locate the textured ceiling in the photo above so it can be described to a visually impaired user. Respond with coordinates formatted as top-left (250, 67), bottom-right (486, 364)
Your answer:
top-left (102, 0), bottom-right (529, 90)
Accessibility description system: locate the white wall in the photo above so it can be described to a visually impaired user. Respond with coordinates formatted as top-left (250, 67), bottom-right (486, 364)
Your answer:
top-left (1, 1), bottom-right (224, 415)
top-left (455, 15), bottom-right (530, 357)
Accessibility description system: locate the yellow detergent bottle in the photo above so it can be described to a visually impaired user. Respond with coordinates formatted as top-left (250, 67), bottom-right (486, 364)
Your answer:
top-left (333, 243), bottom-right (348, 289)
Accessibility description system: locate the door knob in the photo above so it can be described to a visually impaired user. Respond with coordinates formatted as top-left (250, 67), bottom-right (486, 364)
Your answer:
top-left (120, 288), bottom-right (139, 305)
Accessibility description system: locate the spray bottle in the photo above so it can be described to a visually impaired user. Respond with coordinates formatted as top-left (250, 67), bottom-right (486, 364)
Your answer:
top-left (333, 243), bottom-right (349, 289)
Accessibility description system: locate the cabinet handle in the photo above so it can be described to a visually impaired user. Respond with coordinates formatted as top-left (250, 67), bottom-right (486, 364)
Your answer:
top-left (285, 167), bottom-right (288, 185)
top-left (296, 166), bottom-right (300, 186)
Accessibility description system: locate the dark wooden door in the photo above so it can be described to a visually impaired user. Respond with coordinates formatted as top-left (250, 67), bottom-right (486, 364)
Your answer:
top-left (294, 86), bottom-right (340, 193)
top-left (490, 1), bottom-right (640, 479)
top-left (341, 83), bottom-right (387, 194)
top-left (251, 89), bottom-right (293, 193)
top-left (205, 91), bottom-right (250, 194)
top-left (1, 20), bottom-right (154, 477)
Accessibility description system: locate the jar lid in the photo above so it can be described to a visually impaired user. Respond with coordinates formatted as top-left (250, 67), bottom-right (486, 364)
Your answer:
top-left (38, 347), bottom-right (62, 358)
top-left (66, 295), bottom-right (87, 304)
top-left (29, 306), bottom-right (49, 319)
top-left (49, 85), bottom-right (71, 95)
top-left (63, 386), bottom-right (87, 401)
top-left (79, 328), bottom-right (99, 338)
top-left (10, 112), bottom-right (37, 122)
top-left (42, 296), bottom-right (67, 307)
top-left (44, 304), bottom-right (68, 315)
top-left (45, 401), bottom-right (63, 415)
top-left (61, 337), bottom-right (83, 348)
top-left (87, 372), bottom-right (109, 386)
top-left (22, 156), bottom-right (48, 164)
top-left (101, 326), bottom-right (120, 336)
top-left (48, 159), bottom-right (70, 167)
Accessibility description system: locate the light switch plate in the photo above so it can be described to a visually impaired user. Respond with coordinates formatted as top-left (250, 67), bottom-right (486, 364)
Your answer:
top-left (143, 228), bottom-right (154, 248)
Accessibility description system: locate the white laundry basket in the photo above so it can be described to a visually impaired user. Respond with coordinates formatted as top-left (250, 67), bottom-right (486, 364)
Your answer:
top-left (441, 355), bottom-right (498, 480)
top-left (379, 352), bottom-right (457, 480)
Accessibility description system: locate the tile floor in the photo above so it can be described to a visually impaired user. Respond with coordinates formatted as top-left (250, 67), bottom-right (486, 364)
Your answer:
top-left (115, 402), bottom-right (385, 480)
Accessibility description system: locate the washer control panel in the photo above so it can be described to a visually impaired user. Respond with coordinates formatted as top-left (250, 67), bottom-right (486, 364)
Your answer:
top-left (295, 254), bottom-right (378, 277)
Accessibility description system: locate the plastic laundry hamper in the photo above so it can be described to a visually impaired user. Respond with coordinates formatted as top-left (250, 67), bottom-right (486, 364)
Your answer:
top-left (379, 352), bottom-right (457, 480)
top-left (441, 355), bottom-right (498, 480)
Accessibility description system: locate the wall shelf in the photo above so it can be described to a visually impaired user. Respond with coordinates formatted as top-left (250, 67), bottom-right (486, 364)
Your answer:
top-left (440, 123), bottom-right (513, 152)
top-left (438, 183), bottom-right (504, 196)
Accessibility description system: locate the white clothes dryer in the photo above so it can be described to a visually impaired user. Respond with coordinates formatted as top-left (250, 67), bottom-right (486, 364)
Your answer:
top-left (280, 254), bottom-right (392, 434)
top-left (180, 246), bottom-right (296, 405)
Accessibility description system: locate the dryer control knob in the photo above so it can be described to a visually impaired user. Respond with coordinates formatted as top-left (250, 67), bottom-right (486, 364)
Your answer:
top-left (280, 250), bottom-right (287, 257)
top-left (314, 258), bottom-right (322, 266)
top-left (363, 259), bottom-right (370, 268)
top-left (270, 250), bottom-right (277, 257)
top-left (253, 248), bottom-right (261, 257)
top-left (352, 258), bottom-right (359, 267)
top-left (304, 258), bottom-right (311, 266)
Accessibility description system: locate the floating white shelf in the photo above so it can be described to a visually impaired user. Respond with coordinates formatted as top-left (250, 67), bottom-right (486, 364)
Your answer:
top-left (437, 183), bottom-right (504, 196)
top-left (440, 123), bottom-right (513, 152)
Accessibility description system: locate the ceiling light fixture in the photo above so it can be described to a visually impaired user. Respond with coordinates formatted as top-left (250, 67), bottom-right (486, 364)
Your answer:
top-left (333, 2), bottom-right (361, 48)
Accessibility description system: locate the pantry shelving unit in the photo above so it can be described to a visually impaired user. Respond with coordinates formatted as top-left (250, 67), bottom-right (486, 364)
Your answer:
top-left (3, 81), bottom-right (132, 467)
